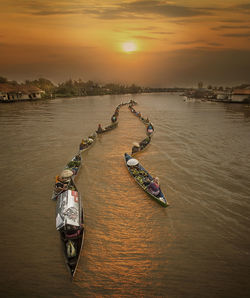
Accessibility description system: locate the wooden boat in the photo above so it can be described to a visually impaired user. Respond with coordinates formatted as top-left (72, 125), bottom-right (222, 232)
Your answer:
top-left (124, 153), bottom-right (169, 207)
top-left (79, 133), bottom-right (97, 153)
top-left (131, 136), bottom-right (151, 156)
top-left (96, 122), bottom-right (118, 134)
top-left (51, 153), bottom-right (82, 200)
top-left (56, 178), bottom-right (84, 278)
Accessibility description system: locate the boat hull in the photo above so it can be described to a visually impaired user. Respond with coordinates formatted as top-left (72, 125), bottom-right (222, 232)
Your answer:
top-left (124, 153), bottom-right (169, 207)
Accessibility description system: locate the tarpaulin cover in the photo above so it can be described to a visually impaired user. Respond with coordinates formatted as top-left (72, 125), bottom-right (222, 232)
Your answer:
top-left (56, 190), bottom-right (81, 230)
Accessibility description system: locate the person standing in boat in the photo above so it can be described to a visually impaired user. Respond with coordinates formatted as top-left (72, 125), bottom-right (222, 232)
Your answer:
top-left (147, 177), bottom-right (160, 196)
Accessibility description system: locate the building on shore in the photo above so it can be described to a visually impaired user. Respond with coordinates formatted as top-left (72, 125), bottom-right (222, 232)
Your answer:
top-left (0, 83), bottom-right (44, 102)
top-left (231, 88), bottom-right (250, 103)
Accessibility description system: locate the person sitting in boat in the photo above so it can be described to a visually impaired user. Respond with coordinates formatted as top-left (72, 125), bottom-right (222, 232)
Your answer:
top-left (55, 175), bottom-right (70, 193)
top-left (87, 137), bottom-right (94, 145)
top-left (97, 124), bottom-right (104, 133)
top-left (111, 115), bottom-right (117, 123)
top-left (147, 123), bottom-right (154, 134)
top-left (79, 139), bottom-right (88, 150)
top-left (147, 177), bottom-right (160, 196)
top-left (131, 142), bottom-right (140, 154)
top-left (139, 136), bottom-right (151, 149)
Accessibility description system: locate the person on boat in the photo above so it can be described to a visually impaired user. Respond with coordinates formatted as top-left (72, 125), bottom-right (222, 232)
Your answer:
top-left (139, 136), bottom-right (151, 149)
top-left (111, 115), bottom-right (117, 123)
top-left (147, 177), bottom-right (160, 196)
top-left (147, 123), bottom-right (154, 134)
top-left (87, 137), bottom-right (94, 145)
top-left (55, 175), bottom-right (70, 193)
top-left (132, 143), bottom-right (140, 154)
top-left (97, 124), bottom-right (104, 133)
top-left (79, 139), bottom-right (88, 150)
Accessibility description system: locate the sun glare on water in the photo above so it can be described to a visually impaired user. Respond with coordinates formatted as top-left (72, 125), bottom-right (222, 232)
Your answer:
top-left (122, 42), bottom-right (137, 53)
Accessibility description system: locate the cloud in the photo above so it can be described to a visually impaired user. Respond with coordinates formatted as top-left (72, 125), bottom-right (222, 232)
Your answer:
top-left (96, 1), bottom-right (214, 19)
top-left (207, 42), bottom-right (223, 47)
top-left (234, 3), bottom-right (250, 11)
top-left (175, 40), bottom-right (205, 45)
top-left (220, 19), bottom-right (249, 24)
top-left (132, 35), bottom-right (161, 40)
top-left (221, 32), bottom-right (250, 38)
top-left (211, 25), bottom-right (250, 31)
top-left (9, 0), bottom-right (214, 19)
top-left (152, 31), bottom-right (174, 35)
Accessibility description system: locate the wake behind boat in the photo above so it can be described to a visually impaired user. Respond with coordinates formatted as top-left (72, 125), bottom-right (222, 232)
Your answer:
top-left (56, 178), bottom-right (84, 278)
top-left (124, 153), bottom-right (169, 207)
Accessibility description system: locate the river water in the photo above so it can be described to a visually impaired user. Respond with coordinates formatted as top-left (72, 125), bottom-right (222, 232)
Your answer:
top-left (0, 93), bottom-right (249, 297)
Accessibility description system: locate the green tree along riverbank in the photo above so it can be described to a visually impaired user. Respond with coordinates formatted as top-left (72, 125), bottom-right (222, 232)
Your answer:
top-left (0, 76), bottom-right (188, 100)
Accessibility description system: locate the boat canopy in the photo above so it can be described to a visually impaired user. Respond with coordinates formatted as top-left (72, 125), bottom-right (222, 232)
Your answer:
top-left (56, 190), bottom-right (81, 230)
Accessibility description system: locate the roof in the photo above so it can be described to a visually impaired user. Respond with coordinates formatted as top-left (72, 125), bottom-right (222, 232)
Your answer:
top-left (232, 89), bottom-right (250, 95)
top-left (0, 83), bottom-right (43, 93)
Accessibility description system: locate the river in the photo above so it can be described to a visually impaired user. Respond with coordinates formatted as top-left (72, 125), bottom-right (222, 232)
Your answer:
top-left (0, 93), bottom-right (249, 297)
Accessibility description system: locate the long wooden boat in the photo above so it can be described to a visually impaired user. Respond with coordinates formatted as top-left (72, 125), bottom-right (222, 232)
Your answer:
top-left (51, 152), bottom-right (82, 200)
top-left (96, 122), bottom-right (118, 134)
top-left (56, 178), bottom-right (84, 278)
top-left (131, 136), bottom-right (151, 156)
top-left (124, 153), bottom-right (169, 207)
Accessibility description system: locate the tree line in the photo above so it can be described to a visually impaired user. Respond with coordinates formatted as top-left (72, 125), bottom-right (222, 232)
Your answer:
top-left (0, 76), bottom-right (143, 98)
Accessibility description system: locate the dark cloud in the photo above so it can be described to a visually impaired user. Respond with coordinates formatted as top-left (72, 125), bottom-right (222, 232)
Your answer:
top-left (11, 0), bottom-right (214, 19)
top-left (234, 3), bottom-right (250, 10)
top-left (175, 40), bottom-right (205, 45)
top-left (211, 25), bottom-right (250, 31)
top-left (133, 35), bottom-right (160, 40)
top-left (32, 9), bottom-right (77, 16)
top-left (221, 32), bottom-right (250, 38)
top-left (127, 26), bottom-right (158, 31)
top-left (207, 42), bottom-right (223, 47)
top-left (94, 1), bottom-right (214, 19)
top-left (220, 19), bottom-right (248, 23)
top-left (152, 31), bottom-right (174, 35)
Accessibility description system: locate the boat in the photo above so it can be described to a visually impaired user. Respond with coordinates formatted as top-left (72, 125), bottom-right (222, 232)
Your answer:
top-left (65, 153), bottom-right (82, 178)
top-left (56, 178), bottom-right (84, 278)
top-left (51, 152), bottom-right (82, 200)
top-left (96, 122), bottom-right (118, 134)
top-left (79, 133), bottom-right (97, 153)
top-left (131, 136), bottom-right (151, 156)
top-left (124, 153), bottom-right (169, 207)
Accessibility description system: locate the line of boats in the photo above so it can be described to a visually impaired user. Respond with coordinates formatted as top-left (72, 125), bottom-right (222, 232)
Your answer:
top-left (51, 99), bottom-right (169, 278)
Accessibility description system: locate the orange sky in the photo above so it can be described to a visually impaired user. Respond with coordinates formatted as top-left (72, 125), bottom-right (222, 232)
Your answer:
top-left (1, 0), bottom-right (250, 87)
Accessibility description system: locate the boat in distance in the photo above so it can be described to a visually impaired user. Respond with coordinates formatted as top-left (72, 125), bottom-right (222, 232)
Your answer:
top-left (124, 153), bottom-right (169, 207)
top-left (96, 122), bottom-right (118, 134)
top-left (56, 178), bottom-right (84, 278)
top-left (79, 133), bottom-right (97, 153)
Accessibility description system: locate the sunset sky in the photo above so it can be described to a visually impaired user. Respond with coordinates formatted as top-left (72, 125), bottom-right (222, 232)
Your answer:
top-left (1, 0), bottom-right (250, 87)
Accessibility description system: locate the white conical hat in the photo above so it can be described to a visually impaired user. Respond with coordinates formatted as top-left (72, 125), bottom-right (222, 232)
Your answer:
top-left (61, 169), bottom-right (73, 178)
top-left (127, 158), bottom-right (139, 166)
top-left (133, 142), bottom-right (140, 147)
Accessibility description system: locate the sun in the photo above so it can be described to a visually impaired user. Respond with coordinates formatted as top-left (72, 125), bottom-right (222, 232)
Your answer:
top-left (122, 41), bottom-right (137, 53)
